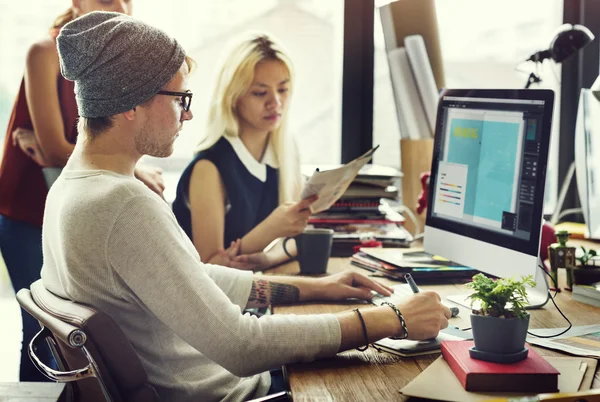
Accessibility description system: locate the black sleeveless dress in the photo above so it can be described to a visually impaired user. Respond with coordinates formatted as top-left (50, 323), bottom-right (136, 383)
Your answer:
top-left (173, 136), bottom-right (279, 246)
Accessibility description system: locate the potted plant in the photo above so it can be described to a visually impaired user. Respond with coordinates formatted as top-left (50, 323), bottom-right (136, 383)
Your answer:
top-left (465, 273), bottom-right (536, 363)
top-left (574, 246), bottom-right (600, 286)
top-left (577, 246), bottom-right (597, 266)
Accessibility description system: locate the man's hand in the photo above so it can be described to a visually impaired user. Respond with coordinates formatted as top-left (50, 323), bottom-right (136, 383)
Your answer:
top-left (313, 271), bottom-right (393, 301)
top-left (134, 164), bottom-right (165, 199)
top-left (396, 291), bottom-right (452, 340)
top-left (12, 128), bottom-right (47, 166)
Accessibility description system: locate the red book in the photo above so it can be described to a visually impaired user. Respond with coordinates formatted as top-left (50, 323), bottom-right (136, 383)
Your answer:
top-left (440, 340), bottom-right (559, 393)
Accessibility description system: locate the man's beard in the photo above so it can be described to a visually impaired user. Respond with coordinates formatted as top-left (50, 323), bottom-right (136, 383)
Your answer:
top-left (135, 127), bottom-right (174, 158)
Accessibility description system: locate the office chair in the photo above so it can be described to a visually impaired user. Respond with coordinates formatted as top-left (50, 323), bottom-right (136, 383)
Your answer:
top-left (16, 280), bottom-right (290, 402)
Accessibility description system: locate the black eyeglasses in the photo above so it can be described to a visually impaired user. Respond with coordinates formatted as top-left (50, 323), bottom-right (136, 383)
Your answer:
top-left (156, 90), bottom-right (193, 112)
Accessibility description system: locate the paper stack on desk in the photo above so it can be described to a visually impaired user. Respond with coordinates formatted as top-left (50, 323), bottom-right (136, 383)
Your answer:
top-left (303, 154), bottom-right (411, 256)
top-left (350, 248), bottom-right (477, 281)
top-left (400, 354), bottom-right (596, 401)
top-left (527, 325), bottom-right (600, 358)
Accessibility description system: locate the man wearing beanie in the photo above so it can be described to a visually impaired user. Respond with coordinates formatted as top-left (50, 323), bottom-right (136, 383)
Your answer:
top-left (40, 11), bottom-right (451, 402)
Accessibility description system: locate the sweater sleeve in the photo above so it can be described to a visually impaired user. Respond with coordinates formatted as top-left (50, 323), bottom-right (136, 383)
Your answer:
top-left (107, 195), bottom-right (341, 377)
top-left (201, 263), bottom-right (252, 309)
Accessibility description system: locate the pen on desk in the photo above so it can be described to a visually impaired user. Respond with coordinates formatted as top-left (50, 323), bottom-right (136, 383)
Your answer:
top-left (404, 273), bottom-right (460, 317)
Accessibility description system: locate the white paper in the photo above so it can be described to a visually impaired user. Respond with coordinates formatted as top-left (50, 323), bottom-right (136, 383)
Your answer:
top-left (301, 147), bottom-right (377, 213)
top-left (387, 47), bottom-right (431, 139)
top-left (527, 324), bottom-right (600, 358)
top-left (405, 35), bottom-right (439, 135)
top-left (400, 356), bottom-right (587, 402)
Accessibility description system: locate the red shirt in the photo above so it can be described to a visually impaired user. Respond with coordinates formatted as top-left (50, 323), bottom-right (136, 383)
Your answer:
top-left (0, 75), bottom-right (78, 226)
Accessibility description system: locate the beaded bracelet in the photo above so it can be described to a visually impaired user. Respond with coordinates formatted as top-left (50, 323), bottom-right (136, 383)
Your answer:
top-left (381, 302), bottom-right (409, 340)
top-left (352, 308), bottom-right (369, 351)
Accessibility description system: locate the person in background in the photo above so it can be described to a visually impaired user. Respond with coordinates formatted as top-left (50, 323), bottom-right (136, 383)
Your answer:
top-left (44, 12), bottom-right (452, 401)
top-left (172, 33), bottom-right (311, 271)
top-left (0, 0), bottom-right (164, 381)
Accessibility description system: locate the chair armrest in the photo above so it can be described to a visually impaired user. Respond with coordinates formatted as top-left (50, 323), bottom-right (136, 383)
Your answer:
top-left (16, 289), bottom-right (80, 346)
top-left (28, 326), bottom-right (97, 383)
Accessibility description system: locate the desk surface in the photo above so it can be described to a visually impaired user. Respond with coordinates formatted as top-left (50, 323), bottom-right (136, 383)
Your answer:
top-left (0, 382), bottom-right (65, 401)
top-left (266, 257), bottom-right (600, 401)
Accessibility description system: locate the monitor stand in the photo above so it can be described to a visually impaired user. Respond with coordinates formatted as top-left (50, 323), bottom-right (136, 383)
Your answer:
top-left (445, 258), bottom-right (550, 310)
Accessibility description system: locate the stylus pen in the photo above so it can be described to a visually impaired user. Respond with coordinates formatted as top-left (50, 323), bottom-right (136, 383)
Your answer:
top-left (404, 273), bottom-right (420, 293)
top-left (404, 273), bottom-right (459, 317)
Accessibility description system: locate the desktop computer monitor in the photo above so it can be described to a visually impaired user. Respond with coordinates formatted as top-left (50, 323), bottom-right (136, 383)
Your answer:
top-left (575, 88), bottom-right (600, 239)
top-left (423, 89), bottom-right (555, 308)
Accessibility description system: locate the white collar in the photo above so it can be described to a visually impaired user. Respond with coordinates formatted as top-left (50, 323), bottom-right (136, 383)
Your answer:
top-left (224, 135), bottom-right (279, 182)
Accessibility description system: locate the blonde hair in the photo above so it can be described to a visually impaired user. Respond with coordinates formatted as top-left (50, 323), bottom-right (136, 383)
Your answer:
top-left (50, 7), bottom-right (77, 32)
top-left (197, 32), bottom-right (301, 203)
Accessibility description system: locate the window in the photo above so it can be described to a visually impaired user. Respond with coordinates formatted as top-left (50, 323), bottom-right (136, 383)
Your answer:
top-left (0, 1), bottom-right (68, 146)
top-left (372, 7), bottom-right (401, 169)
top-left (435, 0), bottom-right (563, 214)
top-left (135, 0), bottom-right (345, 201)
top-left (371, 0), bottom-right (563, 213)
top-left (0, 0), bottom-right (345, 202)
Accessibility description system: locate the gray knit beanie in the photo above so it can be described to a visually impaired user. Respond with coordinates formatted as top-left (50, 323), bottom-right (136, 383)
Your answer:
top-left (57, 11), bottom-right (186, 118)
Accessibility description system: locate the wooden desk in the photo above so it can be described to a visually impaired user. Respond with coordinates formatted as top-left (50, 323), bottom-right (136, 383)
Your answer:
top-left (266, 258), bottom-right (600, 401)
top-left (0, 382), bottom-right (65, 401)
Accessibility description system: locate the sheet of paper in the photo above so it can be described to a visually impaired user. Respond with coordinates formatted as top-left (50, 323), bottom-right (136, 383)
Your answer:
top-left (579, 357), bottom-right (598, 390)
top-left (400, 356), bottom-right (587, 402)
top-left (405, 35), bottom-right (439, 135)
top-left (527, 325), bottom-right (600, 358)
top-left (301, 146), bottom-right (378, 213)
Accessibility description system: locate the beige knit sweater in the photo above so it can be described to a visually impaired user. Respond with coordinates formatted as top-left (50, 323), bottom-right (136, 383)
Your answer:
top-left (41, 170), bottom-right (341, 402)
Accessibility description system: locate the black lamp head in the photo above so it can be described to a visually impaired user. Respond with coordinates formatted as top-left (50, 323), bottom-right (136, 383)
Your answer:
top-left (549, 23), bottom-right (595, 63)
top-left (527, 23), bottom-right (595, 63)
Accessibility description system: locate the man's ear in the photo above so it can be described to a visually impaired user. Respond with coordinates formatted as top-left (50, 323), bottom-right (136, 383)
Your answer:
top-left (123, 108), bottom-right (137, 121)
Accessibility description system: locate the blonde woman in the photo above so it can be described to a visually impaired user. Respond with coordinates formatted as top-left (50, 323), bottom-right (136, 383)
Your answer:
top-left (173, 33), bottom-right (315, 270)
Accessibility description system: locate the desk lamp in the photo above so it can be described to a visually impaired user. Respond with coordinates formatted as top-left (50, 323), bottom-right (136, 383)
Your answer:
top-left (524, 23), bottom-right (595, 88)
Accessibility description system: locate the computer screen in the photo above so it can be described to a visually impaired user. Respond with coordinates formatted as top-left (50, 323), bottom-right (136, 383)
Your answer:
top-left (575, 89), bottom-right (600, 239)
top-left (424, 89), bottom-right (554, 282)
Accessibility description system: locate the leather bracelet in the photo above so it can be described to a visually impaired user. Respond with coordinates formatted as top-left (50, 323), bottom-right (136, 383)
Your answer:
top-left (352, 309), bottom-right (369, 352)
top-left (381, 302), bottom-right (409, 340)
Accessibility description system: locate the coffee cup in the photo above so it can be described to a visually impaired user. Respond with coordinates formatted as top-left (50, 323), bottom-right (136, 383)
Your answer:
top-left (283, 229), bottom-right (334, 275)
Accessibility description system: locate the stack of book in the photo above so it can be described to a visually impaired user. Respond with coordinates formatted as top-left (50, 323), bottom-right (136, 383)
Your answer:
top-left (441, 340), bottom-right (559, 393)
top-left (349, 249), bottom-right (477, 281)
top-left (304, 164), bottom-right (410, 256)
top-left (572, 282), bottom-right (600, 308)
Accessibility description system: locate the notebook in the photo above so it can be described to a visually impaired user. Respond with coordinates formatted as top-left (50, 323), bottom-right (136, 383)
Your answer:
top-left (373, 326), bottom-right (472, 357)
top-left (441, 340), bottom-right (559, 393)
top-left (401, 355), bottom-right (593, 401)
top-left (358, 248), bottom-right (478, 280)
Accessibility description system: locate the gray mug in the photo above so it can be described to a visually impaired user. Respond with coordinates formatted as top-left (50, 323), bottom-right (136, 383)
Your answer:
top-left (283, 229), bottom-right (334, 275)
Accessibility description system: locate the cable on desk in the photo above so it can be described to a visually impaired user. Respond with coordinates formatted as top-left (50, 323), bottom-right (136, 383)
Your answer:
top-left (526, 263), bottom-right (572, 338)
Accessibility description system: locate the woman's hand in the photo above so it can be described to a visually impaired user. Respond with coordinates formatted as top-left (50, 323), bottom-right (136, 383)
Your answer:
top-left (210, 239), bottom-right (272, 271)
top-left (134, 164), bottom-right (166, 199)
top-left (263, 195), bottom-right (318, 239)
top-left (12, 128), bottom-right (47, 166)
